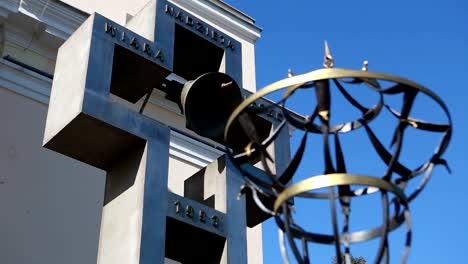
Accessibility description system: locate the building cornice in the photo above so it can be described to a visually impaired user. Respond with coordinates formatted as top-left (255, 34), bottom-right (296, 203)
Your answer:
top-left (1, 0), bottom-right (261, 42)
top-left (0, 0), bottom-right (20, 18)
top-left (0, 58), bottom-right (51, 103)
top-left (206, 0), bottom-right (256, 25)
top-left (0, 0), bottom-right (88, 40)
top-left (20, 0), bottom-right (88, 40)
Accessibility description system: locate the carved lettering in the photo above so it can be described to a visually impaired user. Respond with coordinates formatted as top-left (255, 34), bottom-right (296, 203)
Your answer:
top-left (196, 22), bottom-right (204, 33)
top-left (130, 37), bottom-right (139, 49)
top-left (164, 5), bottom-right (236, 52)
top-left (211, 215), bottom-right (219, 228)
top-left (104, 22), bottom-right (110, 32)
top-left (173, 201), bottom-right (221, 228)
top-left (165, 4), bottom-right (174, 16)
top-left (227, 40), bottom-right (235, 51)
top-left (175, 11), bottom-right (184, 22)
top-left (104, 22), bottom-right (116, 37)
top-left (103, 20), bottom-right (167, 66)
top-left (154, 50), bottom-right (164, 62)
top-left (199, 210), bottom-right (206, 223)
top-left (211, 31), bottom-right (218, 41)
top-left (143, 43), bottom-right (151, 55)
top-left (185, 16), bottom-right (194, 26)
top-left (276, 112), bottom-right (284, 121)
top-left (186, 205), bottom-right (193, 218)
top-left (267, 109), bottom-right (274, 117)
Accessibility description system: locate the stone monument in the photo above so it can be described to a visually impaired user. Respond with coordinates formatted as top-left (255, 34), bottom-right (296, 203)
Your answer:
top-left (43, 1), bottom-right (289, 263)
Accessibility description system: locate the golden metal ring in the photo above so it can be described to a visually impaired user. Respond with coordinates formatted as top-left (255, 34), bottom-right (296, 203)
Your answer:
top-left (225, 68), bottom-right (451, 141)
top-left (273, 173), bottom-right (408, 212)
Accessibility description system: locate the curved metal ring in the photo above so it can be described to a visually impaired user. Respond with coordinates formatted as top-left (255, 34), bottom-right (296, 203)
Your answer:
top-left (226, 68), bottom-right (452, 144)
top-left (224, 67), bottom-right (450, 264)
top-left (273, 173), bottom-right (410, 245)
top-left (280, 78), bottom-right (384, 134)
top-left (225, 68), bottom-right (452, 203)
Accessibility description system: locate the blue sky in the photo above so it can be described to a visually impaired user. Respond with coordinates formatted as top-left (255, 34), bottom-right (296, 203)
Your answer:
top-left (225, 0), bottom-right (467, 263)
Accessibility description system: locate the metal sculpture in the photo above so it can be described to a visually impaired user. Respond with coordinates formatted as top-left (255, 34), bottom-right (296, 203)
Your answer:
top-left (224, 42), bottom-right (452, 264)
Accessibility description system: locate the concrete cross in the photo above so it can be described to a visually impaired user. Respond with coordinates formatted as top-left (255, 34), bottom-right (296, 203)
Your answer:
top-left (42, 1), bottom-right (251, 263)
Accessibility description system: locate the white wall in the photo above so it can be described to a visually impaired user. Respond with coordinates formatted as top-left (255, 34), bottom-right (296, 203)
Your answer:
top-left (61, 0), bottom-right (150, 25)
top-left (0, 84), bottom-right (106, 264)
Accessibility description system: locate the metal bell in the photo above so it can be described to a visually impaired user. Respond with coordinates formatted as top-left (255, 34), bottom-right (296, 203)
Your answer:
top-left (180, 72), bottom-right (243, 141)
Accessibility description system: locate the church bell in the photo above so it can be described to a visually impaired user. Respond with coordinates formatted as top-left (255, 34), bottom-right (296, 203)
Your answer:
top-left (180, 72), bottom-right (243, 141)
top-left (157, 72), bottom-right (271, 156)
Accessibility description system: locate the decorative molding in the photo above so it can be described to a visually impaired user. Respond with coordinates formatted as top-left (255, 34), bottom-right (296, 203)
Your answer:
top-left (0, 0), bottom-right (20, 18)
top-left (169, 130), bottom-right (223, 168)
top-left (6, 0), bottom-right (261, 43)
top-left (204, 0), bottom-right (256, 25)
top-left (2, 20), bottom-right (59, 62)
top-left (0, 58), bottom-right (51, 104)
top-left (0, 58), bottom-right (222, 168)
top-left (17, 0), bottom-right (87, 40)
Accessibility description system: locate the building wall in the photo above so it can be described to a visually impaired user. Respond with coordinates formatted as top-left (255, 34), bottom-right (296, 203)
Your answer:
top-left (61, 0), bottom-right (151, 25)
top-left (0, 0), bottom-right (264, 263)
top-left (0, 62), bottom-right (105, 264)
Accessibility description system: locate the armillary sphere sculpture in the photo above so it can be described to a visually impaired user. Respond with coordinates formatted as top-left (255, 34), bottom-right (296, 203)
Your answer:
top-left (224, 42), bottom-right (452, 264)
